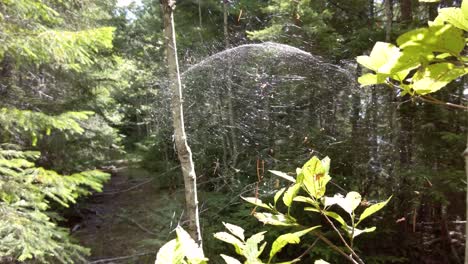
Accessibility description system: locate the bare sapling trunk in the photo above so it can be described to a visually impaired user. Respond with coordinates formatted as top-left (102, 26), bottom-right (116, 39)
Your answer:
top-left (385, 0), bottom-right (392, 42)
top-left (464, 134), bottom-right (468, 264)
top-left (160, 0), bottom-right (202, 245)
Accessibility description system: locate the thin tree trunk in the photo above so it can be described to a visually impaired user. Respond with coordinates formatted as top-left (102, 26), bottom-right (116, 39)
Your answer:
top-left (385, 0), bottom-right (393, 42)
top-left (400, 0), bottom-right (412, 25)
top-left (464, 134), bottom-right (468, 264)
top-left (160, 0), bottom-right (202, 245)
top-left (198, 0), bottom-right (202, 28)
top-left (223, 0), bottom-right (238, 167)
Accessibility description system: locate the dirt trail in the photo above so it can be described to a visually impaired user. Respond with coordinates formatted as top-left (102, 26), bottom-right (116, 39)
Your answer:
top-left (71, 167), bottom-right (184, 264)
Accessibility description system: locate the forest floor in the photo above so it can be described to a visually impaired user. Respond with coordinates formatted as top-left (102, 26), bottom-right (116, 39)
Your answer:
top-left (71, 166), bottom-right (185, 264)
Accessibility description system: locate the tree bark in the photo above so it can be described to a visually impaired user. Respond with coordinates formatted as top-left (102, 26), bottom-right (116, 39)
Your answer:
top-left (160, 0), bottom-right (202, 245)
top-left (464, 134), bottom-right (468, 264)
top-left (400, 0), bottom-right (412, 25)
top-left (385, 0), bottom-right (393, 42)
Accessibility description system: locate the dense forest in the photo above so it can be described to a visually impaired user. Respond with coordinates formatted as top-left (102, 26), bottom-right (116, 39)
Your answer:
top-left (0, 0), bottom-right (467, 263)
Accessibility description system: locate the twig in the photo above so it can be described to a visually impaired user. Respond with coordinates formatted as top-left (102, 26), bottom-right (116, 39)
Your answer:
top-left (117, 214), bottom-right (158, 236)
top-left (296, 237), bottom-right (320, 260)
top-left (312, 231), bottom-right (359, 264)
top-left (321, 212), bottom-right (365, 264)
top-left (419, 95), bottom-right (468, 110)
top-left (88, 252), bottom-right (156, 263)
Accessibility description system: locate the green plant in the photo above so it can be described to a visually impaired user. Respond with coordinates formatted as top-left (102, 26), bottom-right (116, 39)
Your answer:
top-left (155, 156), bottom-right (391, 264)
top-left (0, 110), bottom-right (110, 263)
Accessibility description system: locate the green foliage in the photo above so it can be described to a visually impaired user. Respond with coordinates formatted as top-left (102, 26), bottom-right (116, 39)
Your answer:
top-left (358, 1), bottom-right (468, 96)
top-left (0, 109), bottom-right (111, 262)
top-left (0, 0), bottom-right (115, 70)
top-left (155, 157), bottom-right (390, 264)
top-left (155, 226), bottom-right (207, 264)
top-left (0, 142), bottom-right (110, 263)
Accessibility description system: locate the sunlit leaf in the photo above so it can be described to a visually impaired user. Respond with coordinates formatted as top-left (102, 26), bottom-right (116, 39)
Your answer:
top-left (214, 232), bottom-right (244, 255)
top-left (254, 212), bottom-right (298, 226)
top-left (283, 183), bottom-right (301, 207)
top-left (305, 207), bottom-right (348, 227)
top-left (357, 42), bottom-right (400, 72)
top-left (358, 196), bottom-right (392, 225)
top-left (412, 63), bottom-right (468, 94)
top-left (241, 197), bottom-right (273, 210)
top-left (358, 73), bottom-right (387, 86)
top-left (155, 239), bottom-right (184, 264)
top-left (270, 170), bottom-right (296, 183)
top-left (274, 187), bottom-right (286, 207)
top-left (220, 254), bottom-right (242, 264)
top-left (223, 222), bottom-right (245, 241)
top-left (269, 226), bottom-right (320, 261)
top-left (435, 7), bottom-right (468, 31)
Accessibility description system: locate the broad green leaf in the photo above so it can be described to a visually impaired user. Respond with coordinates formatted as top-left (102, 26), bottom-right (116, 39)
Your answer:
top-left (301, 157), bottom-right (331, 199)
top-left (463, 0), bottom-right (468, 19)
top-left (283, 183), bottom-right (301, 207)
top-left (214, 232), bottom-right (244, 255)
top-left (270, 170), bottom-right (296, 183)
top-left (305, 208), bottom-right (348, 227)
top-left (356, 42), bottom-right (400, 72)
top-left (435, 7), bottom-right (468, 31)
top-left (244, 232), bottom-right (267, 263)
top-left (347, 226), bottom-right (377, 238)
top-left (358, 196), bottom-right (392, 225)
top-left (324, 192), bottom-right (361, 214)
top-left (175, 226), bottom-right (207, 263)
top-left (412, 63), bottom-right (468, 94)
top-left (274, 187), bottom-right (286, 207)
top-left (269, 226), bottom-right (320, 261)
top-left (155, 239), bottom-right (184, 264)
top-left (397, 25), bottom-right (464, 56)
top-left (253, 212), bottom-right (298, 226)
top-left (293, 195), bottom-right (318, 206)
top-left (223, 222), bottom-right (245, 241)
top-left (358, 73), bottom-right (386, 86)
top-left (220, 255), bottom-right (242, 264)
top-left (241, 197), bottom-right (274, 210)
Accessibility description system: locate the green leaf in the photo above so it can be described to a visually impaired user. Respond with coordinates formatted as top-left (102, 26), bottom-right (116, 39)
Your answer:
top-left (253, 212), bottom-right (298, 226)
top-left (244, 232), bottom-right (267, 263)
top-left (293, 195), bottom-right (318, 206)
top-left (356, 42), bottom-right (400, 72)
top-left (301, 157), bottom-right (331, 199)
top-left (242, 197), bottom-right (274, 210)
top-left (358, 73), bottom-right (386, 86)
top-left (283, 183), bottom-right (301, 207)
top-left (214, 232), bottom-right (244, 255)
top-left (270, 170), bottom-right (296, 183)
top-left (155, 239), bottom-right (184, 264)
top-left (397, 25), bottom-right (464, 56)
top-left (412, 63), bottom-right (468, 95)
top-left (435, 7), bottom-right (468, 31)
top-left (220, 254), bottom-right (242, 264)
top-left (357, 196), bottom-right (392, 225)
top-left (269, 226), bottom-right (320, 261)
top-left (274, 187), bottom-right (286, 207)
top-left (348, 226), bottom-right (377, 238)
top-left (462, 0), bottom-right (468, 19)
top-left (223, 222), bottom-right (245, 241)
top-left (175, 226), bottom-right (206, 263)
top-left (305, 207), bottom-right (348, 227)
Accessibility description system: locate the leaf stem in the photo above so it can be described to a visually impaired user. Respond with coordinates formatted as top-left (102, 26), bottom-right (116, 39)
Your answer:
top-left (320, 209), bottom-right (365, 264)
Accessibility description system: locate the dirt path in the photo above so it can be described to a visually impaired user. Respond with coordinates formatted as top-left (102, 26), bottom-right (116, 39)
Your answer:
top-left (71, 167), bottom-right (185, 264)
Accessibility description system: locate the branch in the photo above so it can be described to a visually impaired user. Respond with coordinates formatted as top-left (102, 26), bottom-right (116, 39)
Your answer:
top-left (418, 95), bottom-right (468, 110)
top-left (311, 231), bottom-right (359, 264)
top-left (321, 211), bottom-right (365, 264)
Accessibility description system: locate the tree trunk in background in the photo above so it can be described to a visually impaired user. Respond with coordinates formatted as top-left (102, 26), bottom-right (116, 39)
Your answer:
top-left (368, 0), bottom-right (374, 24)
top-left (464, 134), bottom-right (468, 264)
top-left (400, 0), bottom-right (412, 25)
top-left (198, 0), bottom-right (202, 28)
top-left (224, 0), bottom-right (238, 167)
top-left (385, 0), bottom-right (393, 42)
top-left (160, 0), bottom-right (202, 245)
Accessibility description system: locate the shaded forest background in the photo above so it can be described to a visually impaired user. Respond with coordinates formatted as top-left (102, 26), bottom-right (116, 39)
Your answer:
top-left (0, 0), bottom-right (466, 263)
